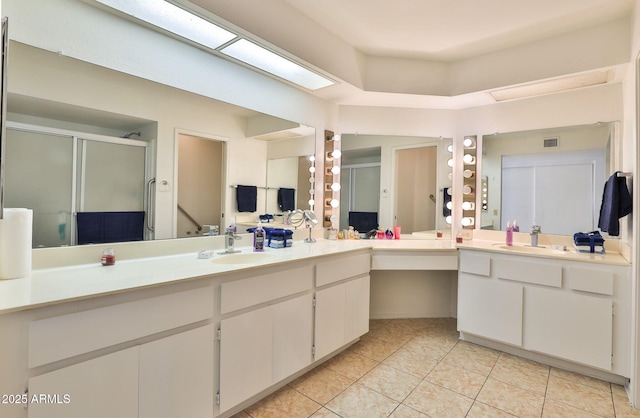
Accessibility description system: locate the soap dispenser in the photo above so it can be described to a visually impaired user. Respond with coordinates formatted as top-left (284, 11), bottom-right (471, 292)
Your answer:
top-left (506, 221), bottom-right (513, 246)
top-left (253, 222), bottom-right (265, 252)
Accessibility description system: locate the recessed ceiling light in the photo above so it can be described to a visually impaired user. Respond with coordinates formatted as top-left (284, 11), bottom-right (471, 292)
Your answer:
top-left (95, 0), bottom-right (237, 50)
top-left (489, 70), bottom-right (613, 102)
top-left (220, 39), bottom-right (334, 91)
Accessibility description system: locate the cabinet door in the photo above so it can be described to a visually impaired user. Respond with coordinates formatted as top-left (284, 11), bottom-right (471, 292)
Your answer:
top-left (345, 275), bottom-right (370, 342)
top-left (139, 325), bottom-right (214, 418)
top-left (272, 294), bottom-right (313, 382)
top-left (28, 348), bottom-right (138, 418)
top-left (219, 306), bottom-right (273, 413)
top-left (458, 274), bottom-right (523, 346)
top-left (525, 287), bottom-right (613, 370)
top-left (314, 284), bottom-right (346, 359)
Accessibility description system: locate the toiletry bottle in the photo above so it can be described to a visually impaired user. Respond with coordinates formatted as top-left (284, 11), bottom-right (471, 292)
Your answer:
top-left (512, 220), bottom-right (520, 232)
top-left (253, 222), bottom-right (265, 252)
top-left (506, 221), bottom-right (513, 246)
top-left (229, 217), bottom-right (237, 233)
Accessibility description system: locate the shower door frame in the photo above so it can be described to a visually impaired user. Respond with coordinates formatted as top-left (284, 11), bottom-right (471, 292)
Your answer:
top-left (6, 121), bottom-right (152, 246)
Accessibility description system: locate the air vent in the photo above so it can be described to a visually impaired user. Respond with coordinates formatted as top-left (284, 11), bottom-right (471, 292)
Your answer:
top-left (543, 137), bottom-right (559, 148)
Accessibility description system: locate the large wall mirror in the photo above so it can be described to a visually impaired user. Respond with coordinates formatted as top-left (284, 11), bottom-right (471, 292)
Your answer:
top-left (480, 122), bottom-right (618, 236)
top-left (6, 41), bottom-right (316, 246)
top-left (340, 134), bottom-right (452, 236)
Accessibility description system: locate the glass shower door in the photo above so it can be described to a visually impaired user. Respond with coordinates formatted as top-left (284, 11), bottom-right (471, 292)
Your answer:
top-left (4, 129), bottom-right (74, 247)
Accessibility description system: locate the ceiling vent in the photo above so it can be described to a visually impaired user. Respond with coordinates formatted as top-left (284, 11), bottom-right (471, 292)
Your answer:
top-left (489, 70), bottom-right (614, 102)
top-left (543, 137), bottom-right (559, 148)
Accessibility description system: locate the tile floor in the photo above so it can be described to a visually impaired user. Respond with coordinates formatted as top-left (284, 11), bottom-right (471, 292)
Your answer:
top-left (231, 318), bottom-right (640, 418)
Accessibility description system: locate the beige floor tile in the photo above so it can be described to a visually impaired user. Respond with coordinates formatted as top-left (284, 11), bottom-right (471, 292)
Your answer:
top-left (550, 367), bottom-right (611, 393)
top-left (322, 350), bottom-right (379, 380)
top-left (546, 375), bottom-right (615, 417)
top-left (456, 340), bottom-right (501, 357)
top-left (358, 363), bottom-right (421, 402)
top-left (350, 333), bottom-right (403, 361)
top-left (426, 361), bottom-right (487, 398)
top-left (542, 398), bottom-right (602, 417)
top-left (230, 411), bottom-right (251, 418)
top-left (490, 354), bottom-right (549, 395)
top-left (499, 352), bottom-right (550, 374)
top-left (442, 343), bottom-right (498, 376)
top-left (466, 401), bottom-right (518, 417)
top-left (382, 348), bottom-right (439, 378)
top-left (403, 380), bottom-right (474, 418)
top-left (403, 330), bottom-right (458, 360)
top-left (289, 365), bottom-right (353, 404)
top-left (244, 387), bottom-right (321, 418)
top-left (310, 407), bottom-right (341, 417)
top-left (388, 404), bottom-right (430, 417)
top-left (325, 383), bottom-right (399, 418)
top-left (476, 378), bottom-right (545, 418)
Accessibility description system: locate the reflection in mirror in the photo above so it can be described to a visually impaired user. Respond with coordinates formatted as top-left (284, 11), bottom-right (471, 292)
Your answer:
top-left (265, 133), bottom-right (316, 225)
top-left (7, 41), bottom-right (317, 245)
top-left (480, 122), bottom-right (616, 236)
top-left (340, 134), bottom-right (452, 236)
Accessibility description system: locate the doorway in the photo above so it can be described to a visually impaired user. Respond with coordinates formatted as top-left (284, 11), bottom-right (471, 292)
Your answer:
top-left (394, 146), bottom-right (437, 233)
top-left (176, 133), bottom-right (225, 237)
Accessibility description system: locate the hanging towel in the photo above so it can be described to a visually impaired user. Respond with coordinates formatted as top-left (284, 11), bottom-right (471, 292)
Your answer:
top-left (598, 172), bottom-right (632, 236)
top-left (77, 211), bottom-right (145, 244)
top-left (236, 185), bottom-right (257, 212)
top-left (277, 188), bottom-right (295, 211)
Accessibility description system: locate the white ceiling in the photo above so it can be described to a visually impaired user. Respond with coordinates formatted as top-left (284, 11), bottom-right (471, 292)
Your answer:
top-left (191, 0), bottom-right (634, 109)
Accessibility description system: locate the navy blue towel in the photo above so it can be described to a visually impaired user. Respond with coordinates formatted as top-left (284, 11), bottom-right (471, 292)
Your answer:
top-left (598, 172), bottom-right (632, 236)
top-left (77, 211), bottom-right (145, 245)
top-left (236, 185), bottom-right (257, 212)
top-left (277, 188), bottom-right (295, 211)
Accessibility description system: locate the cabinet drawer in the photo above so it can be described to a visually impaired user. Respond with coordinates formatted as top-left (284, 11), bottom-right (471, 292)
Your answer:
top-left (29, 287), bottom-right (213, 368)
top-left (316, 252), bottom-right (370, 287)
top-left (459, 252), bottom-right (491, 276)
top-left (566, 267), bottom-right (614, 296)
top-left (494, 258), bottom-right (562, 287)
top-left (221, 265), bottom-right (313, 314)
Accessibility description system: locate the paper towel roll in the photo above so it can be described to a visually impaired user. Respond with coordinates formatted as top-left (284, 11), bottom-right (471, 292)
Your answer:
top-left (0, 208), bottom-right (33, 279)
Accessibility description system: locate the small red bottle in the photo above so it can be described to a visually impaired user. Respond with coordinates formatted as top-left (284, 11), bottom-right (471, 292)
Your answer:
top-left (101, 248), bottom-right (116, 266)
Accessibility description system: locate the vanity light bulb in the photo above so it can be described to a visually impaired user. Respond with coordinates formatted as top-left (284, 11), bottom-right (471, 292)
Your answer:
top-left (446, 202), bottom-right (453, 210)
top-left (331, 182), bottom-right (341, 191)
top-left (331, 149), bottom-right (342, 159)
top-left (461, 201), bottom-right (475, 211)
top-left (461, 217), bottom-right (474, 226)
top-left (447, 158), bottom-right (454, 167)
top-left (331, 165), bottom-right (340, 174)
top-left (463, 154), bottom-right (475, 164)
top-left (332, 134), bottom-right (341, 141)
top-left (463, 138), bottom-right (475, 148)
top-left (309, 176), bottom-right (315, 183)
top-left (309, 166), bottom-right (316, 173)
top-left (330, 199), bottom-right (339, 208)
top-left (447, 144), bottom-right (454, 153)
top-left (462, 185), bottom-right (473, 195)
top-left (308, 199), bottom-right (315, 206)
top-left (445, 215), bottom-right (452, 224)
top-left (308, 155), bottom-right (315, 162)
top-left (309, 188), bottom-right (315, 195)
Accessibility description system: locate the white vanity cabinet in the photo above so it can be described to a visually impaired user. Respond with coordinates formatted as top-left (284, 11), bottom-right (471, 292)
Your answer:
top-left (314, 252), bottom-right (371, 359)
top-left (458, 249), bottom-right (631, 377)
top-left (217, 265), bottom-right (314, 414)
top-left (26, 287), bottom-right (215, 418)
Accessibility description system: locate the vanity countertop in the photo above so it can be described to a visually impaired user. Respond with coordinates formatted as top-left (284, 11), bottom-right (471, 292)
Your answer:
top-left (0, 238), bottom-right (456, 315)
top-left (457, 239), bottom-right (631, 266)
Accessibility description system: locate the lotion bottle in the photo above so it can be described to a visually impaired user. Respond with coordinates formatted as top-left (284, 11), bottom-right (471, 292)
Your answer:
top-left (506, 221), bottom-right (513, 246)
top-left (253, 222), bottom-right (265, 252)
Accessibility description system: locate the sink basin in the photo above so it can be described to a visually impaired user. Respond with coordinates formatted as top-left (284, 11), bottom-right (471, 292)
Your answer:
top-left (211, 252), bottom-right (279, 265)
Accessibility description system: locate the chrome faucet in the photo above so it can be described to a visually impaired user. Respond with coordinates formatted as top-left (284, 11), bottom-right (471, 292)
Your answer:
top-left (530, 225), bottom-right (541, 247)
top-left (220, 227), bottom-right (242, 254)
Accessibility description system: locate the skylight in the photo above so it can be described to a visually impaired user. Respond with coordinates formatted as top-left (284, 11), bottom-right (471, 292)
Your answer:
top-left (220, 39), bottom-right (334, 91)
top-left (93, 0), bottom-right (335, 91)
